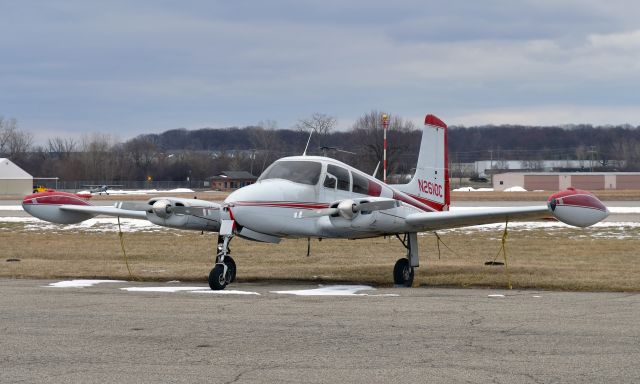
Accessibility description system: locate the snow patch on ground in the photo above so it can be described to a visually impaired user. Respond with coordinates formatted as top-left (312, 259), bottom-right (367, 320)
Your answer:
top-left (0, 216), bottom-right (162, 233)
top-left (452, 186), bottom-right (529, 192)
top-left (192, 290), bottom-right (261, 295)
top-left (452, 187), bottom-right (495, 192)
top-left (271, 285), bottom-right (397, 297)
top-left (46, 279), bottom-right (125, 288)
top-left (120, 286), bottom-right (260, 294)
top-left (121, 286), bottom-right (209, 292)
top-left (0, 205), bottom-right (24, 210)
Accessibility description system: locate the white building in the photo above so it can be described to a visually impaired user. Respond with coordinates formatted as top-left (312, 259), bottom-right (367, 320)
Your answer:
top-left (0, 158), bottom-right (33, 195)
top-left (472, 159), bottom-right (623, 177)
top-left (493, 172), bottom-right (640, 191)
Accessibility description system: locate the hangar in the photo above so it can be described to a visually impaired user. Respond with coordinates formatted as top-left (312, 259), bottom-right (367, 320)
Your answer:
top-left (493, 172), bottom-right (640, 191)
top-left (0, 158), bottom-right (33, 195)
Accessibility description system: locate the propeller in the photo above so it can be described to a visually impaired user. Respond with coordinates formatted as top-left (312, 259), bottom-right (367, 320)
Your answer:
top-left (296, 199), bottom-right (399, 219)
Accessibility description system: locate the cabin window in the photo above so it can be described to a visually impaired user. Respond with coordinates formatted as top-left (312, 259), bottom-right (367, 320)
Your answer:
top-left (352, 172), bottom-right (369, 195)
top-left (323, 174), bottom-right (336, 189)
top-left (326, 164), bottom-right (350, 191)
top-left (259, 160), bottom-right (322, 185)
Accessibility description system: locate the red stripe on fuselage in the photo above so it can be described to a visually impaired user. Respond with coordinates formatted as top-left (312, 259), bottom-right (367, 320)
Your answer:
top-left (231, 201), bottom-right (331, 210)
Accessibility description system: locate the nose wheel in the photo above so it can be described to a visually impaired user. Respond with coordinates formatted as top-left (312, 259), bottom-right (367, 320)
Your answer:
top-left (209, 234), bottom-right (235, 290)
top-left (208, 256), bottom-right (236, 290)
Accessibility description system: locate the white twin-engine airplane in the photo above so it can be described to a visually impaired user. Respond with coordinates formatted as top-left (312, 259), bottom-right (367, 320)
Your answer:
top-left (22, 115), bottom-right (609, 290)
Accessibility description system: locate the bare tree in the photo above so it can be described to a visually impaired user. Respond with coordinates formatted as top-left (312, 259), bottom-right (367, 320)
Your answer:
top-left (0, 116), bottom-right (32, 162)
top-left (47, 137), bottom-right (77, 159)
top-left (296, 113), bottom-right (337, 150)
top-left (249, 120), bottom-right (281, 174)
top-left (78, 133), bottom-right (118, 181)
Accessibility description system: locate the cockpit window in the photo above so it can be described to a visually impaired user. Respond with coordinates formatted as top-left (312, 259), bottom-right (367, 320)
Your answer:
top-left (259, 161), bottom-right (322, 185)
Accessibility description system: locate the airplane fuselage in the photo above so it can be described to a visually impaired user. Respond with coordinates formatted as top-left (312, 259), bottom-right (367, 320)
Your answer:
top-left (224, 156), bottom-right (434, 240)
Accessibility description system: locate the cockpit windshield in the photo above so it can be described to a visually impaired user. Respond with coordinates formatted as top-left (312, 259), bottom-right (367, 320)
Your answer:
top-left (258, 160), bottom-right (322, 185)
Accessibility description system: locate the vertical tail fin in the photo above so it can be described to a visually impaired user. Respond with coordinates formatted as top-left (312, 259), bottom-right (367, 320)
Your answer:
top-left (392, 114), bottom-right (449, 211)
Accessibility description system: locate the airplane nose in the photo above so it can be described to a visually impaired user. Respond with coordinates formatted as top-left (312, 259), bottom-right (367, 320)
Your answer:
top-left (225, 181), bottom-right (284, 205)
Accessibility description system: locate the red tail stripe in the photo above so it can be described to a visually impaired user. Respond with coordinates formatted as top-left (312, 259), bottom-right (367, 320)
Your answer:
top-left (392, 191), bottom-right (437, 213)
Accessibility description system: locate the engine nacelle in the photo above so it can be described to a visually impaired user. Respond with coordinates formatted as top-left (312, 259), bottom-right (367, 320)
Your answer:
top-left (145, 197), bottom-right (221, 232)
top-left (548, 188), bottom-right (609, 227)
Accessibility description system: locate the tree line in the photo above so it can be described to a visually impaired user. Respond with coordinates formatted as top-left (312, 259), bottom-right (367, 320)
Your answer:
top-left (2, 112), bottom-right (640, 184)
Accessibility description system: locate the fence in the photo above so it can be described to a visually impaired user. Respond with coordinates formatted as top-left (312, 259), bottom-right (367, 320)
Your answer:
top-left (34, 180), bottom-right (210, 192)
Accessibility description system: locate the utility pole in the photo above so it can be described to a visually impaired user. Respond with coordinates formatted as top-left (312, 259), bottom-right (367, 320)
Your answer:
top-left (250, 149), bottom-right (256, 176)
top-left (588, 146), bottom-right (597, 172)
top-left (381, 113), bottom-right (390, 183)
top-left (488, 149), bottom-right (494, 181)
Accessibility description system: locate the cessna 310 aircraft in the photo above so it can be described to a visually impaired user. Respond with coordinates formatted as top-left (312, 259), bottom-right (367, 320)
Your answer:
top-left (22, 114), bottom-right (609, 290)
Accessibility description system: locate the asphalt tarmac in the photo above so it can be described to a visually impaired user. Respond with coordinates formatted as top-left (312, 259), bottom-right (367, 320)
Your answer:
top-left (1, 279), bottom-right (638, 383)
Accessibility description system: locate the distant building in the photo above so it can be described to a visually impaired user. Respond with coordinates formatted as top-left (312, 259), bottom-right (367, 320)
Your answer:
top-left (470, 159), bottom-right (625, 177)
top-left (493, 172), bottom-right (640, 191)
top-left (210, 171), bottom-right (257, 191)
top-left (0, 158), bottom-right (33, 195)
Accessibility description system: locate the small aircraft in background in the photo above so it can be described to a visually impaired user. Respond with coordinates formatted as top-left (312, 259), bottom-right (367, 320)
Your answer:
top-left (83, 184), bottom-right (123, 195)
top-left (22, 114), bottom-right (609, 290)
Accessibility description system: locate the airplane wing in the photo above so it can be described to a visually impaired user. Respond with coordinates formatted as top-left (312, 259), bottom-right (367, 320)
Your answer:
top-left (405, 188), bottom-right (610, 231)
top-left (405, 206), bottom-right (550, 231)
top-left (59, 205), bottom-right (148, 220)
top-left (22, 191), bottom-right (222, 231)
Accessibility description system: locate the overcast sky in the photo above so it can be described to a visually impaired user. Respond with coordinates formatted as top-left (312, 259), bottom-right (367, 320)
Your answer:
top-left (2, 1), bottom-right (640, 142)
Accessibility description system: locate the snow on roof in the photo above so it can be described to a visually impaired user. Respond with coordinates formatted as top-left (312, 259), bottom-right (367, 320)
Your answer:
top-left (0, 158), bottom-right (32, 180)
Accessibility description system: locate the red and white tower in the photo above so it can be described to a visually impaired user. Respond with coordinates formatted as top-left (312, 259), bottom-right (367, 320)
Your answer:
top-left (381, 113), bottom-right (389, 183)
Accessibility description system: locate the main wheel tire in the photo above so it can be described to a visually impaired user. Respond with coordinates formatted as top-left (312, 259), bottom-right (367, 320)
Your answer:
top-left (208, 264), bottom-right (227, 290)
top-left (225, 256), bottom-right (237, 283)
top-left (393, 258), bottom-right (414, 287)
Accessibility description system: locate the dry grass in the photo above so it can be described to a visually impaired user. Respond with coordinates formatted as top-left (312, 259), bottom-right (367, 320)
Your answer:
top-left (2, 226), bottom-right (638, 291)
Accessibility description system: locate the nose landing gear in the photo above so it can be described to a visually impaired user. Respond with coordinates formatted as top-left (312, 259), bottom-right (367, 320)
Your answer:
top-left (208, 234), bottom-right (236, 290)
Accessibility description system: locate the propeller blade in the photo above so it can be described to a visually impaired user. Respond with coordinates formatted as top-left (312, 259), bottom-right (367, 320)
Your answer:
top-left (114, 202), bottom-right (152, 211)
top-left (355, 200), bottom-right (398, 212)
top-left (295, 208), bottom-right (338, 219)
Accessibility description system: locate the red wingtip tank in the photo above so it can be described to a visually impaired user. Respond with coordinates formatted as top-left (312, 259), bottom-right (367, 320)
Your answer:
top-left (547, 187), bottom-right (609, 227)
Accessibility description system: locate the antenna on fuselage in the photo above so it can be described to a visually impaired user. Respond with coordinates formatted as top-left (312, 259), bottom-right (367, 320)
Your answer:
top-left (372, 161), bottom-right (380, 178)
top-left (302, 129), bottom-right (314, 156)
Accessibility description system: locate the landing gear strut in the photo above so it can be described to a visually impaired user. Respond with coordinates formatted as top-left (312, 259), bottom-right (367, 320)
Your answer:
top-left (209, 234), bottom-right (236, 290)
top-left (393, 232), bottom-right (419, 287)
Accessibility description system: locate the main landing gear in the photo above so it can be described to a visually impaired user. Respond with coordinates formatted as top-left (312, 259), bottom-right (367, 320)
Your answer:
top-left (393, 232), bottom-right (419, 287)
top-left (209, 234), bottom-right (236, 290)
